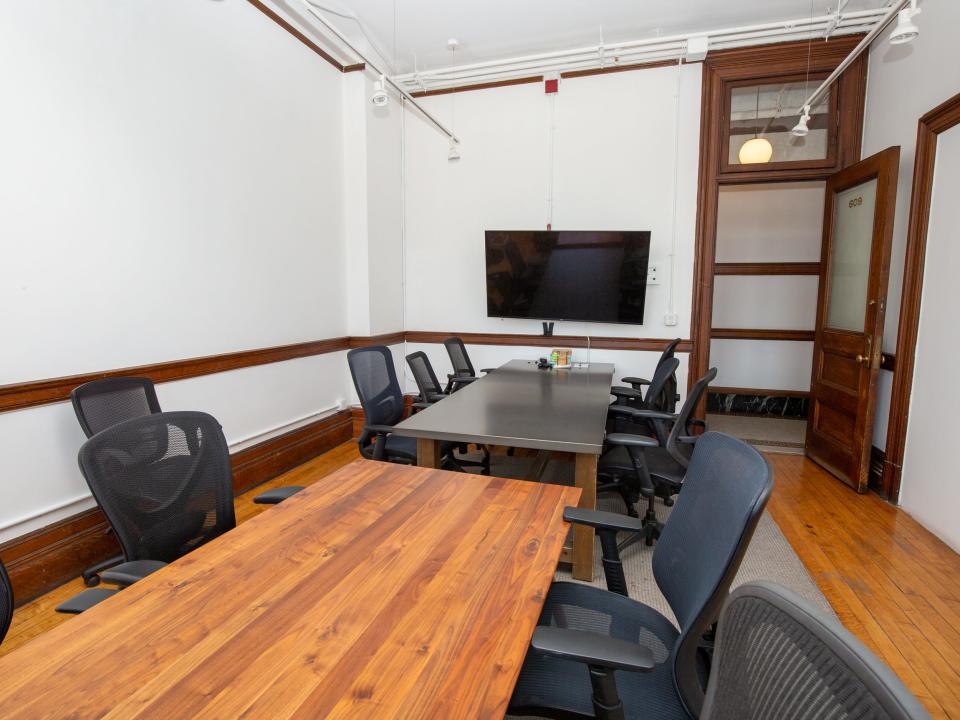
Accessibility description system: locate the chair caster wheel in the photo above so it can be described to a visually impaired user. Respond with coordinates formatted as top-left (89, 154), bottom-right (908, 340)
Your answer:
top-left (664, 497), bottom-right (675, 507)
top-left (83, 575), bottom-right (101, 588)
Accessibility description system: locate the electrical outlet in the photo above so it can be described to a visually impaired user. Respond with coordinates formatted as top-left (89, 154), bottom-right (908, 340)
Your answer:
top-left (664, 313), bottom-right (678, 326)
top-left (647, 264), bottom-right (660, 285)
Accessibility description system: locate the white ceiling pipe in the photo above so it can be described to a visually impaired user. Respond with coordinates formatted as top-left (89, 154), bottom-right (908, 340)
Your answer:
top-left (396, 19), bottom-right (881, 92)
top-left (392, 8), bottom-right (887, 87)
top-left (297, 0), bottom-right (460, 143)
top-left (797, 0), bottom-right (908, 114)
top-left (408, 8), bottom-right (884, 78)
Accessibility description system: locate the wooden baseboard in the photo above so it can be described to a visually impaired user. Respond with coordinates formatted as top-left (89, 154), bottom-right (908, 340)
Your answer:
top-left (0, 409), bottom-right (353, 607)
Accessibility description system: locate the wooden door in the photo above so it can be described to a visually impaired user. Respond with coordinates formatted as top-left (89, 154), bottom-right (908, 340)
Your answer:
top-left (806, 147), bottom-right (900, 491)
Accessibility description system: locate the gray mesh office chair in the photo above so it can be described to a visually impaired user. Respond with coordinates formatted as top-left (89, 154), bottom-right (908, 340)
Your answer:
top-left (599, 368), bottom-right (717, 544)
top-left (71, 377), bottom-right (303, 511)
top-left (702, 582), bottom-right (930, 720)
top-left (607, 357), bottom-right (680, 443)
top-left (612, 338), bottom-right (682, 412)
top-left (350, 346), bottom-right (465, 468)
top-left (57, 411), bottom-right (238, 615)
top-left (0, 559), bottom-right (13, 646)
top-left (442, 337), bottom-right (495, 392)
top-left (510, 432), bottom-right (773, 720)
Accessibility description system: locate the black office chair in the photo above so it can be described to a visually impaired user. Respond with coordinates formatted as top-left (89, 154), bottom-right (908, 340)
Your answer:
top-left (71, 377), bottom-right (164, 585)
top-left (406, 351), bottom-right (490, 473)
top-left (406, 350), bottom-right (471, 404)
top-left (57, 411), bottom-right (237, 614)
top-left (700, 582), bottom-right (930, 720)
top-left (72, 377), bottom-right (302, 514)
top-left (600, 368), bottom-right (718, 545)
top-left (350, 346), bottom-right (464, 469)
top-left (0, 558), bottom-right (13, 646)
top-left (442, 337), bottom-right (495, 392)
top-left (612, 338), bottom-right (682, 412)
top-left (509, 432), bottom-right (774, 720)
top-left (607, 357), bottom-right (680, 441)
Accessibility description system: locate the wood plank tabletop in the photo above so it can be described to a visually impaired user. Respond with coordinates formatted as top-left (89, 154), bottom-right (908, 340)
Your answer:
top-left (0, 459), bottom-right (580, 719)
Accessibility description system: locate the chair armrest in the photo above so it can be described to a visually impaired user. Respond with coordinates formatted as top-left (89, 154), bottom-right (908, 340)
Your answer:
top-left (100, 560), bottom-right (168, 587)
top-left (605, 433), bottom-right (659, 450)
top-left (411, 402), bottom-right (431, 410)
top-left (364, 424), bottom-right (395, 435)
top-left (480, 368), bottom-right (496, 374)
top-left (610, 386), bottom-right (642, 400)
top-left (620, 376), bottom-right (651, 387)
top-left (563, 507), bottom-right (644, 534)
top-left (607, 406), bottom-right (677, 422)
top-left (531, 627), bottom-right (655, 673)
top-left (448, 375), bottom-right (480, 384)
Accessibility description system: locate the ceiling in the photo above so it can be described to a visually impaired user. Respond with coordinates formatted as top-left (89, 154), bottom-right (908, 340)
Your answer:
top-left (323, 0), bottom-right (888, 74)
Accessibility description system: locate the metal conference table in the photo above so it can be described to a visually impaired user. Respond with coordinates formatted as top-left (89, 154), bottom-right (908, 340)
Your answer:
top-left (392, 358), bottom-right (615, 581)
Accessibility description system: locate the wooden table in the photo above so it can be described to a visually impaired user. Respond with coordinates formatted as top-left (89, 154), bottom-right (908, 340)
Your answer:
top-left (392, 359), bottom-right (615, 582)
top-left (0, 460), bottom-right (579, 719)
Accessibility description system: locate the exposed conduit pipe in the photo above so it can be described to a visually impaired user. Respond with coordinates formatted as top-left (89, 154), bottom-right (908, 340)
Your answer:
top-left (797, 0), bottom-right (908, 115)
top-left (298, 0), bottom-right (460, 144)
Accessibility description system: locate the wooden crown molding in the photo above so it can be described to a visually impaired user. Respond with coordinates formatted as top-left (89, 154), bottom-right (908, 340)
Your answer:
top-left (0, 409), bottom-right (353, 606)
top-left (883, 91), bottom-right (960, 501)
top-left (245, 0), bottom-right (364, 74)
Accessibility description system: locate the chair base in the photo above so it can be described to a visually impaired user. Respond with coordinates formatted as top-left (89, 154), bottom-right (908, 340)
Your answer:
top-left (82, 553), bottom-right (124, 587)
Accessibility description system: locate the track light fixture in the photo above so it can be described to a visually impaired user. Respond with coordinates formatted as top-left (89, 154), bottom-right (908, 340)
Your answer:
top-left (792, 105), bottom-right (811, 137)
top-left (889, 0), bottom-right (920, 45)
top-left (371, 75), bottom-right (389, 107)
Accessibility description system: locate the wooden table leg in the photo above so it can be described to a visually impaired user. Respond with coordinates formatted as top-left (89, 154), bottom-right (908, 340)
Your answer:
top-left (572, 452), bottom-right (598, 581)
top-left (417, 438), bottom-right (442, 469)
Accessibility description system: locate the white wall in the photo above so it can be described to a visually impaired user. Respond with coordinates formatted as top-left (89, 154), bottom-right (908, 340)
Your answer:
top-left (400, 64), bottom-right (701, 389)
top-left (862, 0), bottom-right (960, 451)
top-left (898, 125), bottom-right (960, 550)
top-left (0, 0), bottom-right (352, 541)
top-left (709, 182), bottom-right (823, 391)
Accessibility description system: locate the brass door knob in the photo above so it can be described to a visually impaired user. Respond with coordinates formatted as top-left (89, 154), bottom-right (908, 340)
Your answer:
top-left (856, 354), bottom-right (869, 366)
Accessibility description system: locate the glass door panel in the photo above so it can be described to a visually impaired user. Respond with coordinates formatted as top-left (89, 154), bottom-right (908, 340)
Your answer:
top-left (825, 178), bottom-right (877, 332)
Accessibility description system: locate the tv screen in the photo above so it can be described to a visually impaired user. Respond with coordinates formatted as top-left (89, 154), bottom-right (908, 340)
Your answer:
top-left (485, 230), bottom-right (651, 325)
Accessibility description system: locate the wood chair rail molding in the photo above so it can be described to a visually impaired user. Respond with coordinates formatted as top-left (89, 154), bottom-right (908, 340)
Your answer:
top-left (882, 91), bottom-right (960, 500)
top-left (404, 330), bottom-right (692, 353)
top-left (714, 262), bottom-right (821, 275)
top-left (710, 328), bottom-right (815, 341)
top-left (0, 332), bottom-right (405, 414)
top-left (1, 331), bottom-right (685, 415)
top-left (689, 36), bottom-right (867, 407)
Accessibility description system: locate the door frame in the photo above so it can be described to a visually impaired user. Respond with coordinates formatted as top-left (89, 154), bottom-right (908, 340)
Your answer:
top-left (882, 92), bottom-right (960, 500)
top-left (805, 147), bottom-right (900, 492)
top-left (689, 38), bottom-right (868, 409)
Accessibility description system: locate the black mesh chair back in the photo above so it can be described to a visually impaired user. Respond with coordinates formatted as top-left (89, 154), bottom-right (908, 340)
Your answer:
top-left (643, 356), bottom-right (680, 412)
top-left (348, 346), bottom-right (406, 446)
top-left (0, 559), bottom-right (12, 646)
top-left (659, 338), bottom-right (682, 412)
top-left (665, 367), bottom-right (717, 467)
top-left (703, 582), bottom-right (930, 720)
top-left (77, 411), bottom-right (236, 564)
top-left (653, 431), bottom-right (773, 715)
top-left (443, 337), bottom-right (476, 378)
top-left (71, 377), bottom-right (162, 438)
top-left (406, 351), bottom-right (444, 403)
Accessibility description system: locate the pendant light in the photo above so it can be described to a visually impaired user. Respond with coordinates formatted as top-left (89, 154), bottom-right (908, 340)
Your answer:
top-left (738, 86), bottom-right (773, 164)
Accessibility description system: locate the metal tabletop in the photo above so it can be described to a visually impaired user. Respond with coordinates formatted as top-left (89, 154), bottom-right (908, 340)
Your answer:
top-left (392, 359), bottom-right (615, 455)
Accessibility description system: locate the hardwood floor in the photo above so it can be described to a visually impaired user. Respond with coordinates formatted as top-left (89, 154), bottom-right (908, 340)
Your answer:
top-left (2, 444), bottom-right (958, 718)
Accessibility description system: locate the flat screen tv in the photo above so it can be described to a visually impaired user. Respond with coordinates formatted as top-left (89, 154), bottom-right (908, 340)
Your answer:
top-left (485, 230), bottom-right (651, 325)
